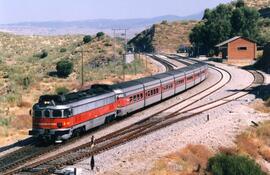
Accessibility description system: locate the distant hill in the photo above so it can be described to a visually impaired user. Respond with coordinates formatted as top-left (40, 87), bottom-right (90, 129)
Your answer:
top-left (128, 21), bottom-right (197, 53)
top-left (0, 14), bottom-right (203, 37)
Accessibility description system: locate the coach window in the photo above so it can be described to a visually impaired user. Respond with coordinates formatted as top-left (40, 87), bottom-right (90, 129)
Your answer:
top-left (137, 94), bottom-right (140, 100)
top-left (53, 110), bottom-right (63, 118)
top-left (140, 93), bottom-right (143, 99)
top-left (133, 95), bottom-right (137, 101)
top-left (130, 96), bottom-right (133, 102)
top-left (44, 110), bottom-right (51, 118)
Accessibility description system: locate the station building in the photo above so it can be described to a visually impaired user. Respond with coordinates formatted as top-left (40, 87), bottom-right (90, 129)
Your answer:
top-left (216, 36), bottom-right (257, 66)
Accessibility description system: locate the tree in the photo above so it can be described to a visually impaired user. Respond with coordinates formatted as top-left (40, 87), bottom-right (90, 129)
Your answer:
top-left (190, 4), bottom-right (233, 55)
top-left (83, 35), bottom-right (92, 43)
top-left (56, 60), bottom-right (73, 78)
top-left (231, 7), bottom-right (260, 40)
top-left (235, 0), bottom-right (245, 8)
top-left (96, 32), bottom-right (105, 39)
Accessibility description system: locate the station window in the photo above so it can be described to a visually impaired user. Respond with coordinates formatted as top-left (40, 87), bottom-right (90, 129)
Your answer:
top-left (238, 47), bottom-right (247, 51)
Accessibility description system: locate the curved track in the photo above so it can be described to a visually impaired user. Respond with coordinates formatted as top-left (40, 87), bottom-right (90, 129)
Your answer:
top-left (147, 54), bottom-right (176, 70)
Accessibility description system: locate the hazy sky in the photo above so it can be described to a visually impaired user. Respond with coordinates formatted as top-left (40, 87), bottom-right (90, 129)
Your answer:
top-left (0, 0), bottom-right (233, 24)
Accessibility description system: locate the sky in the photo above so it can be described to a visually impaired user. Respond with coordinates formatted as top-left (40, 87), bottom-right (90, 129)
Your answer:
top-left (0, 0), bottom-right (233, 24)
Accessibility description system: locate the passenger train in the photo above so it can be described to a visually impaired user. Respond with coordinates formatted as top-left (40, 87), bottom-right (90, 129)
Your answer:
top-left (29, 62), bottom-right (208, 142)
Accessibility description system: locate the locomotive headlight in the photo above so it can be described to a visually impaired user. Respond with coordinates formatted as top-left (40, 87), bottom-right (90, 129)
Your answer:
top-left (57, 123), bottom-right (63, 128)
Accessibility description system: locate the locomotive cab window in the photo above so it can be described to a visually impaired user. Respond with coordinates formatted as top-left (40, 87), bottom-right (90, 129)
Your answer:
top-left (44, 110), bottom-right (51, 118)
top-left (64, 109), bottom-right (72, 117)
top-left (53, 110), bottom-right (62, 118)
top-left (34, 110), bottom-right (42, 118)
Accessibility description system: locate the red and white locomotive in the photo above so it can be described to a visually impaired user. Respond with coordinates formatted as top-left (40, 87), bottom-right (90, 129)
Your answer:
top-left (29, 62), bottom-right (208, 142)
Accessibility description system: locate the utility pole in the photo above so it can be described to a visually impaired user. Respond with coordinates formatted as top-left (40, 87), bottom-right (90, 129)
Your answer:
top-left (76, 48), bottom-right (91, 88)
top-left (112, 28), bottom-right (128, 81)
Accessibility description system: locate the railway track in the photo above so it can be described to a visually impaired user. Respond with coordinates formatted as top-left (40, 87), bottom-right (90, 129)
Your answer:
top-left (166, 54), bottom-right (193, 66)
top-left (1, 61), bottom-right (237, 175)
top-left (9, 68), bottom-right (263, 175)
top-left (148, 54), bottom-right (176, 70)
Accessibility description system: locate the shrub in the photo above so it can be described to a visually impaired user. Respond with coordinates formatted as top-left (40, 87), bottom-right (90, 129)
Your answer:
top-left (96, 32), bottom-right (105, 39)
top-left (22, 77), bottom-right (31, 89)
top-left (55, 87), bottom-right (69, 95)
top-left (34, 49), bottom-right (48, 59)
top-left (83, 35), bottom-right (92, 44)
top-left (207, 153), bottom-right (266, 175)
top-left (5, 93), bottom-right (22, 107)
top-left (104, 42), bottom-right (112, 47)
top-left (161, 20), bottom-right (168, 25)
top-left (0, 117), bottom-right (11, 127)
top-left (56, 60), bottom-right (74, 77)
top-left (60, 48), bottom-right (67, 52)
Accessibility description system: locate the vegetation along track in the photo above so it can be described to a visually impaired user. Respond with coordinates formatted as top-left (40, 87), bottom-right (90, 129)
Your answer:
top-left (2, 59), bottom-right (237, 175)
top-left (0, 54), bottom-right (178, 174)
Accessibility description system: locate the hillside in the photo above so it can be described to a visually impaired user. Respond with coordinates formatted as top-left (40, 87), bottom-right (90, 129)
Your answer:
top-left (128, 21), bottom-right (197, 53)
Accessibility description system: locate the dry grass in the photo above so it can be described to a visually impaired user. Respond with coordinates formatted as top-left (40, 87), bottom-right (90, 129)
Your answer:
top-left (152, 21), bottom-right (197, 53)
top-left (250, 99), bottom-right (270, 113)
top-left (11, 114), bottom-right (32, 130)
top-left (234, 121), bottom-right (270, 163)
top-left (236, 132), bottom-right (262, 158)
top-left (150, 145), bottom-right (213, 175)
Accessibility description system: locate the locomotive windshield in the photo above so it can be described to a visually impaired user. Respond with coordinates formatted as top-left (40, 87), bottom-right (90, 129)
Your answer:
top-left (53, 110), bottom-right (62, 118)
top-left (33, 108), bottom-right (71, 118)
top-left (34, 110), bottom-right (42, 118)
